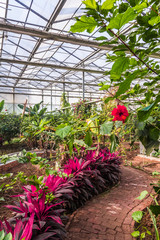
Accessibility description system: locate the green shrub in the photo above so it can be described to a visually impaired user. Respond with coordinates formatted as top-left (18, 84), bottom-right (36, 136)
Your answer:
top-left (0, 113), bottom-right (21, 143)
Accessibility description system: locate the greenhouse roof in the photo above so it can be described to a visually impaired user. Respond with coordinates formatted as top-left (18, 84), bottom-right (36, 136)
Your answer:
top-left (0, 0), bottom-right (159, 111)
top-left (0, 0), bottom-right (111, 102)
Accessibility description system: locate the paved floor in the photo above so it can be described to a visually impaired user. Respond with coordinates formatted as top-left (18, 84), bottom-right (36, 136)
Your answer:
top-left (66, 166), bottom-right (153, 240)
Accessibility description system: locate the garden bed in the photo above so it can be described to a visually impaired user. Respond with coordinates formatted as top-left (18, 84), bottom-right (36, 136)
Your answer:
top-left (0, 146), bottom-right (122, 240)
top-left (0, 142), bottom-right (139, 221)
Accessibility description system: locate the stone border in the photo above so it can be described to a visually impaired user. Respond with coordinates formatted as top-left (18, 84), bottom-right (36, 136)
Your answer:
top-left (137, 154), bottom-right (160, 162)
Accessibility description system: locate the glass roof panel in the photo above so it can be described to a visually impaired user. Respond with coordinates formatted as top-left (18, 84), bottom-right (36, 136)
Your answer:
top-left (1, 0), bottom-right (158, 109)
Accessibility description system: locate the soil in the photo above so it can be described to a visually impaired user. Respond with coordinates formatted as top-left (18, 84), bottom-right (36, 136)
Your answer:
top-left (0, 162), bottom-right (46, 221)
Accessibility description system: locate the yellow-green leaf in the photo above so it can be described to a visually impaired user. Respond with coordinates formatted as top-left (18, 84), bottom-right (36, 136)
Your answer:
top-left (101, 0), bottom-right (116, 10)
top-left (131, 231), bottom-right (140, 237)
top-left (148, 16), bottom-right (160, 26)
top-left (82, 0), bottom-right (97, 9)
top-left (70, 15), bottom-right (97, 33)
top-left (133, 2), bottom-right (148, 13)
top-left (107, 8), bottom-right (137, 30)
top-left (132, 211), bottom-right (143, 222)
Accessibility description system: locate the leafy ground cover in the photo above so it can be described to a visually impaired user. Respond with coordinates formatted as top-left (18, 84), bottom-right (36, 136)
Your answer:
top-left (135, 200), bottom-right (160, 240)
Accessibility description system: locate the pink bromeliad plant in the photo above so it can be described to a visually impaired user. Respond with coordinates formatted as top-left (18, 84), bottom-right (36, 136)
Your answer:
top-left (43, 175), bottom-right (66, 193)
top-left (4, 192), bottom-right (66, 240)
top-left (63, 157), bottom-right (92, 175)
top-left (0, 213), bottom-right (35, 240)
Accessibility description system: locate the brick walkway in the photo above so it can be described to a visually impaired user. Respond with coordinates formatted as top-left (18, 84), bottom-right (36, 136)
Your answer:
top-left (66, 166), bottom-right (153, 240)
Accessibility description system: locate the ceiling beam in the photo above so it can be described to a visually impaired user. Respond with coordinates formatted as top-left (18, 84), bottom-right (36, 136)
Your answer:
top-left (0, 58), bottom-right (104, 74)
top-left (0, 91), bottom-right (100, 99)
top-left (0, 84), bottom-right (104, 94)
top-left (0, 75), bottom-right (99, 86)
top-left (0, 21), bottom-right (113, 51)
top-left (0, 21), bottom-right (159, 59)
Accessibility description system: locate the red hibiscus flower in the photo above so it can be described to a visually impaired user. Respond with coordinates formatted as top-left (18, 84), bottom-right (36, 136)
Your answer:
top-left (111, 105), bottom-right (129, 123)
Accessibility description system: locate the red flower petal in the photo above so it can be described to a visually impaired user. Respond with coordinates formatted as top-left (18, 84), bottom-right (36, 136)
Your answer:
top-left (111, 105), bottom-right (129, 123)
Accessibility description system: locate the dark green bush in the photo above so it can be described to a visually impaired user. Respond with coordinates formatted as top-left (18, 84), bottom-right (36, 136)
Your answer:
top-left (0, 113), bottom-right (21, 143)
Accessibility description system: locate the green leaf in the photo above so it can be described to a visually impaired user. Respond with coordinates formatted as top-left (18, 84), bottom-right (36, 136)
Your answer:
top-left (149, 127), bottom-right (159, 141)
top-left (107, 8), bottom-right (137, 30)
top-left (150, 205), bottom-right (160, 217)
top-left (148, 16), bottom-right (160, 26)
top-left (82, 0), bottom-right (97, 9)
top-left (131, 231), bottom-right (140, 237)
top-left (137, 122), bottom-right (146, 131)
top-left (95, 36), bottom-right (108, 41)
top-left (0, 230), bottom-right (5, 239)
top-left (136, 190), bottom-right (148, 200)
top-left (152, 171), bottom-right (160, 176)
top-left (110, 134), bottom-right (118, 153)
top-left (146, 140), bottom-right (159, 156)
top-left (115, 121), bottom-right (123, 129)
top-left (0, 197), bottom-right (5, 201)
top-left (4, 233), bottom-right (12, 240)
top-left (132, 211), bottom-right (143, 222)
top-left (138, 103), bottom-right (155, 121)
top-left (87, 119), bottom-right (98, 135)
top-left (104, 96), bottom-right (113, 104)
top-left (39, 108), bottom-right (47, 116)
top-left (141, 232), bottom-right (145, 238)
top-left (147, 207), bottom-right (159, 240)
top-left (101, 0), bottom-right (115, 10)
top-left (70, 15), bottom-right (97, 33)
top-left (74, 139), bottom-right (87, 147)
top-left (68, 136), bottom-right (74, 156)
top-left (119, 3), bottom-right (128, 13)
top-left (99, 84), bottom-right (110, 91)
top-left (111, 57), bottom-right (129, 79)
top-left (55, 126), bottom-right (72, 139)
top-left (0, 100), bottom-right (4, 112)
top-left (146, 229), bottom-right (152, 236)
top-left (85, 131), bottom-right (93, 147)
top-left (133, 2), bottom-right (147, 13)
top-left (138, 94), bottom-right (160, 121)
top-left (33, 102), bottom-right (42, 112)
top-left (100, 121), bottom-right (113, 135)
top-left (115, 72), bottom-right (138, 97)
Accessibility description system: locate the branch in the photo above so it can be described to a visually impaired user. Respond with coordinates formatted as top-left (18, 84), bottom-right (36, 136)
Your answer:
top-left (108, 28), bottom-right (159, 76)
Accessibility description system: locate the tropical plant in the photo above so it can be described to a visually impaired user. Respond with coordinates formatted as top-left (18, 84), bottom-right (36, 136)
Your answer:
top-left (21, 118), bottom-right (51, 149)
top-left (60, 93), bottom-right (70, 109)
top-left (18, 101), bottom-right (47, 119)
top-left (0, 213), bottom-right (35, 240)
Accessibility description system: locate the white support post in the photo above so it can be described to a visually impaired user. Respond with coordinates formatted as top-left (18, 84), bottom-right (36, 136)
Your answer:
top-left (82, 64), bottom-right (85, 100)
top-left (13, 87), bottom-right (15, 113)
top-left (51, 85), bottom-right (53, 111)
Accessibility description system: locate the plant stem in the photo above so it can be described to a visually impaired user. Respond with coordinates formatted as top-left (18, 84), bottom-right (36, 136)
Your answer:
top-left (108, 28), bottom-right (158, 76)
